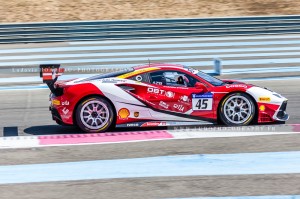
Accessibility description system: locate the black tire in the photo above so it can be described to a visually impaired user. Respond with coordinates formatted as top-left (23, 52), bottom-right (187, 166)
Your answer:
top-left (219, 92), bottom-right (255, 126)
top-left (75, 96), bottom-right (114, 133)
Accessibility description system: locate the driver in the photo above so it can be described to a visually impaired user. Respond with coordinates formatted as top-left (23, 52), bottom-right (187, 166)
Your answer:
top-left (177, 76), bottom-right (184, 85)
top-left (176, 75), bottom-right (189, 86)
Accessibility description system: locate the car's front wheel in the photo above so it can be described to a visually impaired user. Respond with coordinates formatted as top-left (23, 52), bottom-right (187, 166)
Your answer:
top-left (219, 92), bottom-right (255, 126)
top-left (76, 96), bottom-right (114, 133)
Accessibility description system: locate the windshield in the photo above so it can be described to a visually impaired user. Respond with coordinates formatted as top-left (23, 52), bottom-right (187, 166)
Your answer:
top-left (184, 66), bottom-right (224, 86)
top-left (79, 68), bottom-right (134, 82)
top-left (196, 71), bottom-right (224, 86)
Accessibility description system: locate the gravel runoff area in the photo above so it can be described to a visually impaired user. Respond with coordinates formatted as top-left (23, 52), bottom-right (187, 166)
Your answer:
top-left (1, 0), bottom-right (300, 23)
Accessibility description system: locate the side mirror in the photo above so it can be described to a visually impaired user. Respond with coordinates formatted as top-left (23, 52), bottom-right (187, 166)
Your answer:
top-left (195, 82), bottom-right (207, 91)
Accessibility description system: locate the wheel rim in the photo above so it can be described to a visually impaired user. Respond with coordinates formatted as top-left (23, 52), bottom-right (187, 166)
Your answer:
top-left (80, 100), bottom-right (110, 130)
top-left (223, 95), bottom-right (252, 124)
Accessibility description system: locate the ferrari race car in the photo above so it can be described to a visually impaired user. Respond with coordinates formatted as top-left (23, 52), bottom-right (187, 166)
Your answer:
top-left (40, 63), bottom-right (289, 133)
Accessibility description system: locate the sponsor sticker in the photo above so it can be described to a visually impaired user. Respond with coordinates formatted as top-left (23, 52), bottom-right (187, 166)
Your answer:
top-left (62, 107), bottom-right (69, 115)
top-left (52, 99), bottom-right (60, 106)
top-left (153, 81), bottom-right (163, 85)
top-left (147, 87), bottom-right (175, 98)
top-left (61, 107), bottom-right (71, 119)
top-left (159, 101), bottom-right (169, 109)
top-left (134, 112), bottom-right (139, 118)
top-left (101, 78), bottom-right (126, 83)
top-left (173, 104), bottom-right (185, 112)
top-left (192, 92), bottom-right (213, 110)
top-left (136, 75), bottom-right (143, 82)
top-left (178, 95), bottom-right (191, 105)
top-left (165, 86), bottom-right (188, 90)
top-left (192, 92), bottom-right (213, 98)
top-left (141, 121), bottom-right (166, 127)
top-left (118, 108), bottom-right (130, 119)
top-left (62, 108), bottom-right (69, 115)
top-left (126, 123), bottom-right (140, 127)
top-left (165, 91), bottom-right (175, 98)
top-left (186, 68), bottom-right (199, 74)
top-left (225, 84), bottom-right (247, 89)
top-left (62, 100), bottom-right (69, 106)
top-left (180, 95), bottom-right (190, 102)
top-left (259, 96), bottom-right (271, 102)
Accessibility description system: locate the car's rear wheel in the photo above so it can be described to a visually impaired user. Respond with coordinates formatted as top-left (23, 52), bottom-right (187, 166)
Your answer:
top-left (76, 96), bottom-right (114, 133)
top-left (219, 93), bottom-right (255, 126)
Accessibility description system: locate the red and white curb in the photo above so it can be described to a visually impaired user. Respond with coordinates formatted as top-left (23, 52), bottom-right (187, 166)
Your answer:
top-left (0, 131), bottom-right (172, 148)
top-left (0, 126), bottom-right (299, 149)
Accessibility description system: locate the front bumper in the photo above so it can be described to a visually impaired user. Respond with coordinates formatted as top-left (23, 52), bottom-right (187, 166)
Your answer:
top-left (273, 100), bottom-right (289, 121)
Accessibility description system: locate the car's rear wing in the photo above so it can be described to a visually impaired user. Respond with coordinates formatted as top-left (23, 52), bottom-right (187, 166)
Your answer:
top-left (40, 64), bottom-right (65, 95)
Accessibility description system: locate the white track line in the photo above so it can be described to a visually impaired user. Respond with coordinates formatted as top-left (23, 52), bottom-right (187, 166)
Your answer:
top-left (0, 130), bottom-right (297, 149)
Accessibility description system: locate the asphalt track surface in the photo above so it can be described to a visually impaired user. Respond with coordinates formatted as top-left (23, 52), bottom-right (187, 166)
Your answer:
top-left (0, 78), bottom-right (299, 198)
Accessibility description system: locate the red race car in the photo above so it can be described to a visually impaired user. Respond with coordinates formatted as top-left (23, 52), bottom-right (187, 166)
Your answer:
top-left (41, 63), bottom-right (289, 133)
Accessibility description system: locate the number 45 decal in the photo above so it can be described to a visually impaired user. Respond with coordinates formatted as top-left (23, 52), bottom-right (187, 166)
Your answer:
top-left (192, 98), bottom-right (213, 110)
top-left (196, 99), bottom-right (208, 109)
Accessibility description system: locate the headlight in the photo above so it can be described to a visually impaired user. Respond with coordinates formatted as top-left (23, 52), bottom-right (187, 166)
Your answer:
top-left (273, 93), bottom-right (282, 98)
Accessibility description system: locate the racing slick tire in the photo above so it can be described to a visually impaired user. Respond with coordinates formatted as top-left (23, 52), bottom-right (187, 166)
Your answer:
top-left (75, 96), bottom-right (114, 133)
top-left (219, 92), bottom-right (255, 126)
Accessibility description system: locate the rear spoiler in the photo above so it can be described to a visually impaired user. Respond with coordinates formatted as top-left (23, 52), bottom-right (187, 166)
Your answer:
top-left (40, 64), bottom-right (65, 96)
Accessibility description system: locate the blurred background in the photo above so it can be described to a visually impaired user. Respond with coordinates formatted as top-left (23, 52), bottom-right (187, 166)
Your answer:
top-left (1, 0), bottom-right (300, 23)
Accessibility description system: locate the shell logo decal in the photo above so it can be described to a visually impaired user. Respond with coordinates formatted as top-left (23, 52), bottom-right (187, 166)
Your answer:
top-left (259, 105), bottom-right (266, 111)
top-left (118, 108), bottom-right (130, 119)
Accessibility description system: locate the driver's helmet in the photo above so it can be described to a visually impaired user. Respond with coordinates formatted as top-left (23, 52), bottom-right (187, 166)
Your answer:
top-left (176, 75), bottom-right (189, 86)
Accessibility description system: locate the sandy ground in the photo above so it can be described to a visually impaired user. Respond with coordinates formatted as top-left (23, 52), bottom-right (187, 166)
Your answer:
top-left (0, 0), bottom-right (300, 23)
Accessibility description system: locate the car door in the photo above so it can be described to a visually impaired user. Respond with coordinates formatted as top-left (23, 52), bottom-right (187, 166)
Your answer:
top-left (145, 70), bottom-right (213, 117)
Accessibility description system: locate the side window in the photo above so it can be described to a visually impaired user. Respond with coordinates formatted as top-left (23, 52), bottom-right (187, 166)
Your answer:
top-left (149, 70), bottom-right (198, 87)
top-left (184, 73), bottom-right (198, 87)
top-left (149, 71), bottom-right (166, 85)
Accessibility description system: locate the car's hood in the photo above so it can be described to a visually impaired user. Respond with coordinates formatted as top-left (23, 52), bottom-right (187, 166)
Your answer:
top-left (246, 86), bottom-right (287, 104)
top-left (220, 79), bottom-right (285, 99)
top-left (221, 79), bottom-right (246, 84)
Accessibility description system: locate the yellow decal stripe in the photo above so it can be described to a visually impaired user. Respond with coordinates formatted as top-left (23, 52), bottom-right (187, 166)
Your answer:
top-left (118, 67), bottom-right (159, 79)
